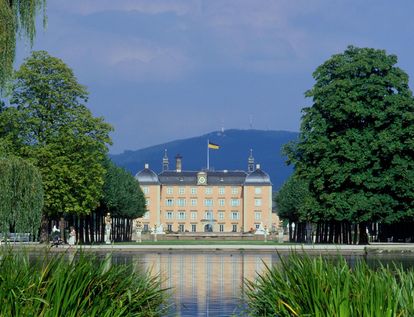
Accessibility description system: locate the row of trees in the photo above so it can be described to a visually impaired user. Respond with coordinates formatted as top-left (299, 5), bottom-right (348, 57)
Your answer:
top-left (0, 51), bottom-right (146, 243)
top-left (276, 46), bottom-right (414, 244)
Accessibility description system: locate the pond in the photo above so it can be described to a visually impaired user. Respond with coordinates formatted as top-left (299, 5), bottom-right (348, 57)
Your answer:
top-left (96, 251), bottom-right (414, 317)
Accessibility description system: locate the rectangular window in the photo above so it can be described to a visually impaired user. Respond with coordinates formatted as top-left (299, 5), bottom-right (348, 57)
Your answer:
top-left (205, 187), bottom-right (212, 195)
top-left (167, 224), bottom-right (173, 232)
top-left (219, 224), bottom-right (224, 232)
top-left (178, 187), bottom-right (185, 195)
top-left (255, 187), bottom-right (262, 195)
top-left (177, 198), bottom-right (186, 207)
top-left (190, 199), bottom-right (197, 206)
top-left (219, 187), bottom-right (225, 195)
top-left (204, 211), bottom-right (213, 220)
top-left (191, 224), bottom-right (197, 232)
top-left (143, 212), bottom-right (149, 219)
top-left (218, 199), bottom-right (225, 207)
top-left (232, 187), bottom-right (238, 195)
top-left (191, 187), bottom-right (197, 195)
top-left (145, 199), bottom-right (150, 206)
top-left (165, 199), bottom-right (174, 206)
top-left (166, 211), bottom-right (173, 219)
top-left (218, 211), bottom-right (225, 220)
top-left (143, 186), bottom-right (149, 194)
top-left (204, 199), bottom-right (213, 207)
top-left (178, 224), bottom-right (185, 232)
top-left (230, 199), bottom-right (240, 207)
top-left (231, 212), bottom-right (239, 220)
top-left (143, 224), bottom-right (149, 231)
top-left (232, 224), bottom-right (237, 232)
top-left (178, 211), bottom-right (186, 220)
top-left (166, 187), bottom-right (173, 195)
top-left (191, 211), bottom-right (197, 220)
top-left (255, 199), bottom-right (262, 207)
top-left (254, 212), bottom-right (262, 220)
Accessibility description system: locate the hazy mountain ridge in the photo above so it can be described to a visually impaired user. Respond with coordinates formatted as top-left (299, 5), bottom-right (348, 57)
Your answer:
top-left (110, 129), bottom-right (299, 189)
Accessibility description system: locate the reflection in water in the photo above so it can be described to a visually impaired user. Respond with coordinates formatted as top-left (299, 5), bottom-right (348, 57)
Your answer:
top-left (94, 252), bottom-right (414, 317)
top-left (112, 252), bottom-right (278, 317)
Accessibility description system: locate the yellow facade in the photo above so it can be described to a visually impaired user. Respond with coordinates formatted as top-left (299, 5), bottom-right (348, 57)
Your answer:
top-left (135, 154), bottom-right (275, 233)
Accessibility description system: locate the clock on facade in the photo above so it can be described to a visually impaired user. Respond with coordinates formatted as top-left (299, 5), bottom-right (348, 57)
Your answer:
top-left (197, 173), bottom-right (207, 185)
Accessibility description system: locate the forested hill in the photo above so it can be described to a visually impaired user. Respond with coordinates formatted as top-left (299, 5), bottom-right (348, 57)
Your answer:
top-left (110, 129), bottom-right (299, 190)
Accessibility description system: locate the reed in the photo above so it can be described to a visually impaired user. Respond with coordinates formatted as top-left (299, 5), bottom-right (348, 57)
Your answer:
top-left (244, 252), bottom-right (414, 317)
top-left (0, 248), bottom-right (168, 316)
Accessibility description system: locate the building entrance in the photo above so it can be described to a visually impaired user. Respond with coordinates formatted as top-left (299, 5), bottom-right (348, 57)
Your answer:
top-left (204, 224), bottom-right (213, 232)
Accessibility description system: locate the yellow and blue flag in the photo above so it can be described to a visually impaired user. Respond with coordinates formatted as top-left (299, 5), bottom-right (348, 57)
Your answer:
top-left (208, 142), bottom-right (220, 150)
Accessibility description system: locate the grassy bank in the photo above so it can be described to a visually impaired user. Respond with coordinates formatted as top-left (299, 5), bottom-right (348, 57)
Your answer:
top-left (245, 252), bottom-right (414, 317)
top-left (0, 248), bottom-right (169, 316)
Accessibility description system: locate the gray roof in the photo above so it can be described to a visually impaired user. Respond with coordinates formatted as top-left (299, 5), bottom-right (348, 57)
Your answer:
top-left (158, 170), bottom-right (247, 185)
top-left (135, 168), bottom-right (159, 184)
top-left (244, 168), bottom-right (271, 185)
top-left (135, 165), bottom-right (271, 186)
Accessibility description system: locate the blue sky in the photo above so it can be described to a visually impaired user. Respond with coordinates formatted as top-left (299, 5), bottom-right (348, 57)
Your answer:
top-left (15, 0), bottom-right (414, 153)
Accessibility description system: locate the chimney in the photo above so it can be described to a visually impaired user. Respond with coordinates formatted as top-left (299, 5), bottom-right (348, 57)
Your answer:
top-left (175, 154), bottom-right (182, 172)
top-left (256, 164), bottom-right (260, 170)
top-left (145, 163), bottom-right (149, 169)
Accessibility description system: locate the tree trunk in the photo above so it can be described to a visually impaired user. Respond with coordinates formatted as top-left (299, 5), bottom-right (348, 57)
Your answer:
top-left (328, 221), bottom-right (334, 244)
top-left (358, 222), bottom-right (369, 245)
top-left (39, 214), bottom-right (49, 243)
top-left (59, 216), bottom-right (65, 241)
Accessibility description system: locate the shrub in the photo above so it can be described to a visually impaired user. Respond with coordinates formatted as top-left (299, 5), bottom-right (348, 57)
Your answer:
top-left (0, 248), bottom-right (169, 316)
top-left (245, 252), bottom-right (414, 317)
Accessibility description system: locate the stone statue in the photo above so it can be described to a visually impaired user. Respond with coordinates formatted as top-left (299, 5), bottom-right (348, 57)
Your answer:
top-left (104, 213), bottom-right (112, 244)
top-left (68, 226), bottom-right (76, 246)
top-left (152, 224), bottom-right (158, 242)
top-left (278, 226), bottom-right (284, 243)
top-left (156, 223), bottom-right (165, 234)
top-left (134, 219), bottom-right (143, 243)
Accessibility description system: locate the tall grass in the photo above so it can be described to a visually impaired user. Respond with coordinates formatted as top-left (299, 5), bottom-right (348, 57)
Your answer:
top-left (0, 248), bottom-right (169, 316)
top-left (244, 253), bottom-right (414, 317)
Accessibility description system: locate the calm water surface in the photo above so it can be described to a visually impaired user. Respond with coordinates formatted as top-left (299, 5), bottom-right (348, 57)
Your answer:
top-left (99, 251), bottom-right (414, 317)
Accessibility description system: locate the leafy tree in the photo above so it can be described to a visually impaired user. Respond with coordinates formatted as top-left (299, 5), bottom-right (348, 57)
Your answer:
top-left (0, 156), bottom-right (43, 237)
top-left (1, 51), bottom-right (112, 222)
top-left (0, 0), bottom-right (46, 89)
top-left (286, 46), bottom-right (414, 242)
top-left (275, 174), bottom-right (310, 223)
top-left (101, 160), bottom-right (146, 218)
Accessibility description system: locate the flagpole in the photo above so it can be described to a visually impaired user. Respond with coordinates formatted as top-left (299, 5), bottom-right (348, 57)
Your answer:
top-left (207, 139), bottom-right (210, 170)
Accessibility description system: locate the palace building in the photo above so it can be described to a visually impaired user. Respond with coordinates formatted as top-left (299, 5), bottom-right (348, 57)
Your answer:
top-left (135, 150), bottom-right (275, 233)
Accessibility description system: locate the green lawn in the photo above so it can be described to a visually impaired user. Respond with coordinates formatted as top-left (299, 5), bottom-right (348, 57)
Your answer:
top-left (116, 240), bottom-right (285, 245)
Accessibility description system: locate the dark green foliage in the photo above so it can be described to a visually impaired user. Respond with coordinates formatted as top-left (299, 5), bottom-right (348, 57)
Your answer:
top-left (0, 156), bottom-right (43, 235)
top-left (245, 253), bottom-right (414, 317)
top-left (1, 51), bottom-right (113, 217)
top-left (0, 248), bottom-right (169, 316)
top-left (286, 46), bottom-right (414, 225)
top-left (102, 160), bottom-right (146, 218)
top-left (275, 174), bottom-right (310, 223)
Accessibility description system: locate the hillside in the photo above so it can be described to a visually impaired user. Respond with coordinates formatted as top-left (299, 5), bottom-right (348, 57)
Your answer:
top-left (110, 129), bottom-right (299, 190)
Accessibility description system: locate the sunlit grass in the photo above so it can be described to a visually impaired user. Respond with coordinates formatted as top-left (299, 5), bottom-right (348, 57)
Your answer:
top-left (244, 252), bottom-right (414, 317)
top-left (0, 247), bottom-right (169, 316)
top-left (118, 240), bottom-right (285, 245)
